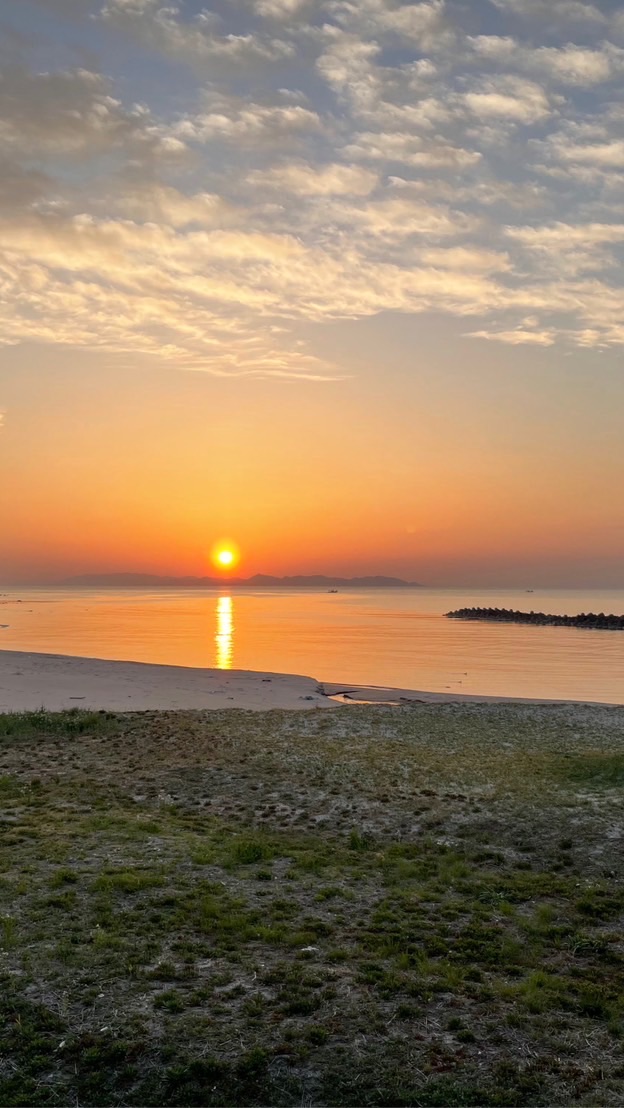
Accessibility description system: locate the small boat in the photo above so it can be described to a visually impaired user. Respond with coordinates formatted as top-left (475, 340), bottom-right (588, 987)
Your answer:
top-left (328, 588), bottom-right (338, 593)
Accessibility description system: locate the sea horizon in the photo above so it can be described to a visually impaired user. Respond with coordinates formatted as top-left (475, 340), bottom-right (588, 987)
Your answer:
top-left (2, 584), bottom-right (623, 705)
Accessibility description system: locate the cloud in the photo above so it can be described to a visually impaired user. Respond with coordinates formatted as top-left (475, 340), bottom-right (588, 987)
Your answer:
top-left (20, 0), bottom-right (98, 15)
top-left (0, 66), bottom-right (175, 158)
top-left (252, 0), bottom-right (308, 17)
top-left (100, 0), bottom-right (294, 68)
top-left (329, 0), bottom-right (450, 47)
top-left (466, 328), bottom-right (556, 345)
top-left (462, 76), bottom-right (553, 123)
top-left (470, 36), bottom-right (623, 86)
top-left (321, 194), bottom-right (479, 239)
top-left (549, 137), bottom-right (624, 166)
top-left (505, 220), bottom-right (624, 275)
top-left (0, 157), bottom-right (52, 213)
top-left (418, 246), bottom-right (511, 271)
top-left (176, 100), bottom-right (323, 145)
top-left (344, 131), bottom-right (481, 168)
top-left (488, 0), bottom-right (608, 25)
top-left (468, 34), bottom-right (518, 61)
top-left (249, 162), bottom-right (379, 196)
top-left (506, 221), bottom-right (624, 248)
top-left (117, 186), bottom-right (234, 228)
top-left (530, 43), bottom-right (621, 85)
top-left (317, 32), bottom-right (381, 112)
top-left (2, 0), bottom-right (624, 372)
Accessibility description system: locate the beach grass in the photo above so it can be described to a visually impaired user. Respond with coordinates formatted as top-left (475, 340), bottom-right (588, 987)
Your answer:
top-left (1, 702), bottom-right (624, 1105)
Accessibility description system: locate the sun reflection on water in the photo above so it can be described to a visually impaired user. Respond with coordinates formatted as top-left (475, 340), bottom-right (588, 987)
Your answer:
top-left (215, 595), bottom-right (234, 669)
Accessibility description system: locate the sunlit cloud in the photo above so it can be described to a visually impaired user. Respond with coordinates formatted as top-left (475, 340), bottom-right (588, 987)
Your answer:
top-left (469, 36), bottom-right (624, 87)
top-left (100, 0), bottom-right (294, 66)
top-left (466, 328), bottom-right (556, 346)
top-left (176, 100), bottom-right (323, 144)
top-left (1, 0), bottom-right (624, 373)
top-left (462, 76), bottom-right (553, 123)
top-left (252, 0), bottom-right (309, 17)
top-left (546, 136), bottom-right (624, 166)
top-left (488, 0), bottom-right (608, 24)
top-left (248, 162), bottom-right (379, 196)
top-left (344, 131), bottom-right (481, 168)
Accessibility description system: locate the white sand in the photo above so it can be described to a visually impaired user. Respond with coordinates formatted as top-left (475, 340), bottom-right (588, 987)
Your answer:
top-left (0, 651), bottom-right (331, 712)
top-left (0, 650), bottom-right (618, 713)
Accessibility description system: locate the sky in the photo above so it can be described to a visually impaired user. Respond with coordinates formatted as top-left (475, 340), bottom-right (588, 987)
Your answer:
top-left (1, 0), bottom-right (623, 586)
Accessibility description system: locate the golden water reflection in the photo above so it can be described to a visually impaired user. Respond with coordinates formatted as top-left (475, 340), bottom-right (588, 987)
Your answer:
top-left (215, 595), bottom-right (234, 669)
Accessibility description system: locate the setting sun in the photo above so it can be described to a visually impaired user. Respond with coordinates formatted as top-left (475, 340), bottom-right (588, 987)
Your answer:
top-left (211, 542), bottom-right (240, 572)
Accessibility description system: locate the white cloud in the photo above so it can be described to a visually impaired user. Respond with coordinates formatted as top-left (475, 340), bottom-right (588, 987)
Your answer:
top-left (488, 0), bottom-right (607, 25)
top-left (344, 131), bottom-right (481, 168)
top-left (531, 43), bottom-right (620, 85)
top-left (328, 0), bottom-right (448, 44)
top-left (546, 135), bottom-right (624, 166)
top-left (118, 186), bottom-right (234, 228)
top-left (249, 162), bottom-right (379, 196)
top-left (317, 32), bottom-right (381, 112)
top-left (470, 36), bottom-right (622, 86)
top-left (324, 194), bottom-right (478, 238)
top-left (466, 328), bottom-right (556, 345)
top-left (505, 220), bottom-right (624, 274)
top-left (253, 0), bottom-right (308, 16)
top-left (177, 102), bottom-right (322, 144)
top-left (364, 96), bottom-right (454, 132)
top-left (419, 246), bottom-right (511, 271)
top-left (100, 0), bottom-right (294, 67)
top-left (469, 35), bottom-right (518, 60)
top-left (506, 221), bottom-right (624, 247)
top-left (463, 76), bottom-right (552, 123)
top-left (2, 0), bottom-right (624, 372)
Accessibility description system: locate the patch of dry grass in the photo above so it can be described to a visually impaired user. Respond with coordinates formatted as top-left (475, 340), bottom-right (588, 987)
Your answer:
top-left (1, 703), bottom-right (624, 1105)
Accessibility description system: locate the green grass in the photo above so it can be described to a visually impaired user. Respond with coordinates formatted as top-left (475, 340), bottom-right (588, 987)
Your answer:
top-left (0, 708), bottom-right (116, 741)
top-left (1, 703), bottom-right (624, 1104)
top-left (555, 753), bottom-right (624, 789)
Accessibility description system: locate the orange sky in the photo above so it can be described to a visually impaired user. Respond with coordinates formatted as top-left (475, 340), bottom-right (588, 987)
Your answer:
top-left (1, 326), bottom-right (623, 586)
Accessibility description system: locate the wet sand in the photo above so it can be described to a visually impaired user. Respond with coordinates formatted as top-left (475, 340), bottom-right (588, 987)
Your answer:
top-left (0, 650), bottom-right (619, 712)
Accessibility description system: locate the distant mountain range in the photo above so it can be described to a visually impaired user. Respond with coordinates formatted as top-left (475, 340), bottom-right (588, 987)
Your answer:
top-left (63, 573), bottom-right (421, 588)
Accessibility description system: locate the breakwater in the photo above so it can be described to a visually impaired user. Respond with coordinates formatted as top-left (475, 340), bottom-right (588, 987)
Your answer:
top-left (446, 607), bottom-right (624, 630)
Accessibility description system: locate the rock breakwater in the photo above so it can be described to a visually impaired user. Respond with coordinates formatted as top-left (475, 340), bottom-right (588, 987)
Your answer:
top-left (446, 607), bottom-right (624, 630)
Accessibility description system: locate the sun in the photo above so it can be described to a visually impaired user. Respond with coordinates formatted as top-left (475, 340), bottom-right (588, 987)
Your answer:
top-left (211, 542), bottom-right (240, 572)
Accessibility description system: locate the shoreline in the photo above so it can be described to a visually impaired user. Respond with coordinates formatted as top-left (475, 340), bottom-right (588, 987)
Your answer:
top-left (1, 649), bottom-right (621, 712)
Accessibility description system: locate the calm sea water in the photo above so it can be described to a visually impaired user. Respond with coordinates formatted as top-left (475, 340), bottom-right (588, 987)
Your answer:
top-left (1, 586), bottom-right (623, 704)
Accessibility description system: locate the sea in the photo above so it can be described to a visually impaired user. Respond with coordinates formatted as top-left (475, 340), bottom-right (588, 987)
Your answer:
top-left (1, 585), bottom-right (623, 704)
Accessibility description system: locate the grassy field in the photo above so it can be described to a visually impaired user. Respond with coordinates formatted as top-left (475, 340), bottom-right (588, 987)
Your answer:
top-left (1, 701), bottom-right (624, 1106)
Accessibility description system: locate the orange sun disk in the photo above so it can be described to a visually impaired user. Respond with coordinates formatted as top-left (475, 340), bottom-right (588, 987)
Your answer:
top-left (211, 543), bottom-right (240, 571)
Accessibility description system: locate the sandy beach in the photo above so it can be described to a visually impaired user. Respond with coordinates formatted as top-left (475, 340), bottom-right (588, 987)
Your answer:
top-left (0, 650), bottom-right (332, 713)
top-left (0, 649), bottom-right (619, 712)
